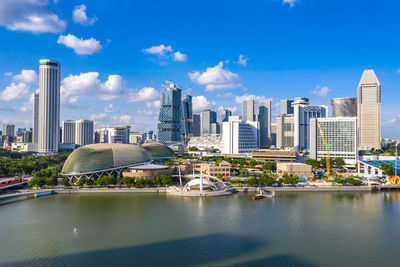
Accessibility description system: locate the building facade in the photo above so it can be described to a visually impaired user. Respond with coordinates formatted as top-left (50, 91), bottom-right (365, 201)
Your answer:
top-left (242, 99), bottom-right (255, 121)
top-left (309, 117), bottom-right (358, 166)
top-left (157, 82), bottom-right (182, 143)
top-left (129, 133), bottom-right (143, 144)
top-left (200, 109), bottom-right (217, 135)
top-left (331, 97), bottom-right (357, 117)
top-left (75, 120), bottom-right (94, 146)
top-left (62, 120), bottom-right (76, 144)
top-left (222, 109), bottom-right (232, 122)
top-left (2, 124), bottom-right (15, 137)
top-left (32, 92), bottom-right (39, 143)
top-left (38, 59), bottom-right (60, 153)
top-left (222, 116), bottom-right (259, 154)
top-left (293, 100), bottom-right (328, 151)
top-left (258, 100), bottom-right (271, 148)
top-left (181, 94), bottom-right (192, 142)
top-left (276, 114), bottom-right (294, 148)
top-left (192, 114), bottom-right (200, 137)
top-left (357, 69), bottom-right (381, 150)
top-left (281, 99), bottom-right (294, 115)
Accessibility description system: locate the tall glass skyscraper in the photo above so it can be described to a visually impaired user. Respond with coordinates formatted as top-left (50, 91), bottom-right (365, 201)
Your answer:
top-left (38, 59), bottom-right (60, 153)
top-left (200, 109), bottom-right (217, 135)
top-left (157, 82), bottom-right (182, 143)
top-left (181, 94), bottom-right (192, 143)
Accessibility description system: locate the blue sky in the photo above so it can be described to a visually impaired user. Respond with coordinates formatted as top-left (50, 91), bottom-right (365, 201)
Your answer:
top-left (1, 0), bottom-right (400, 138)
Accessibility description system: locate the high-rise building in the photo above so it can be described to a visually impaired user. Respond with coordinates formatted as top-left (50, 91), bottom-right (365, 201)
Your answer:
top-left (293, 100), bottom-right (328, 151)
top-left (62, 120), bottom-right (76, 144)
top-left (157, 82), bottom-right (182, 143)
top-left (2, 124), bottom-right (15, 137)
top-left (210, 122), bottom-right (221, 135)
top-left (181, 94), bottom-right (192, 142)
top-left (259, 100), bottom-right (272, 148)
top-left (357, 69), bottom-right (381, 150)
top-left (22, 130), bottom-right (32, 143)
top-left (276, 114), bottom-right (294, 148)
top-left (310, 117), bottom-right (358, 166)
top-left (242, 99), bottom-right (255, 121)
top-left (38, 59), bottom-right (60, 153)
top-left (32, 92), bottom-right (39, 143)
top-left (270, 123), bottom-right (277, 147)
top-left (331, 98), bottom-right (357, 117)
top-left (75, 120), bottom-right (94, 146)
top-left (281, 99), bottom-right (294, 115)
top-left (192, 114), bottom-right (200, 137)
top-left (129, 133), bottom-right (143, 144)
top-left (222, 116), bottom-right (259, 154)
top-left (200, 109), bottom-right (217, 135)
top-left (222, 109), bottom-right (232, 122)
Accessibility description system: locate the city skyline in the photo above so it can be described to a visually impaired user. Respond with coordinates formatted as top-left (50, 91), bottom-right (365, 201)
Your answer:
top-left (1, 1), bottom-right (400, 138)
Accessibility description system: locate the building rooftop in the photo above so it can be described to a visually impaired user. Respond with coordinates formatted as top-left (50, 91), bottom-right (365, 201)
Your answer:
top-left (358, 69), bottom-right (380, 86)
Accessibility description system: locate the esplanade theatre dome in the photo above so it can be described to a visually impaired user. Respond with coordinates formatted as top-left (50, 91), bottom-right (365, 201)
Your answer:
top-left (61, 144), bottom-right (151, 178)
top-left (141, 143), bottom-right (174, 161)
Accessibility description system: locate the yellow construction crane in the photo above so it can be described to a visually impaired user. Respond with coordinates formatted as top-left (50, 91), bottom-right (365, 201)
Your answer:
top-left (317, 120), bottom-right (331, 177)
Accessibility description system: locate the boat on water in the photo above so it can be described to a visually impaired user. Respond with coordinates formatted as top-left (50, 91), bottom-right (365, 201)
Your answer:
top-left (252, 189), bottom-right (275, 200)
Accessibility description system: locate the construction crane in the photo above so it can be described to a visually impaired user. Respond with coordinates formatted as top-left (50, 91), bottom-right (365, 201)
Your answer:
top-left (316, 120), bottom-right (331, 178)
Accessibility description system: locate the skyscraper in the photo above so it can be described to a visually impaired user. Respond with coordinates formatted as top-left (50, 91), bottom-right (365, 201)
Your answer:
top-left (331, 97), bottom-right (357, 117)
top-left (258, 100), bottom-right (271, 148)
top-left (200, 109), bottom-right (217, 135)
top-left (157, 82), bottom-right (182, 143)
top-left (192, 114), bottom-right (200, 137)
top-left (38, 59), bottom-right (60, 153)
top-left (222, 109), bottom-right (232, 122)
top-left (75, 120), bottom-right (94, 146)
top-left (62, 120), bottom-right (76, 143)
top-left (181, 94), bottom-right (193, 142)
top-left (357, 69), bottom-right (381, 150)
top-left (242, 99), bottom-right (255, 121)
top-left (32, 92), bottom-right (39, 143)
top-left (281, 99), bottom-right (294, 115)
top-left (2, 124), bottom-right (15, 137)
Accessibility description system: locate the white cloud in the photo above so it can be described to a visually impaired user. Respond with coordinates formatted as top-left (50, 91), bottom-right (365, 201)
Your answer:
top-left (192, 95), bottom-right (210, 112)
top-left (235, 54), bottom-right (249, 66)
top-left (310, 85), bottom-right (331, 98)
top-left (189, 62), bottom-right (242, 91)
top-left (72, 4), bottom-right (97, 26)
top-left (118, 114), bottom-right (134, 124)
top-left (57, 34), bottom-right (102, 55)
top-left (283, 0), bottom-right (297, 7)
top-left (146, 100), bottom-right (160, 108)
top-left (0, 0), bottom-right (66, 33)
top-left (104, 104), bottom-right (119, 113)
top-left (128, 87), bottom-right (159, 102)
top-left (142, 44), bottom-right (172, 56)
top-left (0, 82), bottom-right (29, 101)
top-left (235, 93), bottom-right (270, 104)
top-left (19, 93), bottom-right (35, 112)
top-left (137, 110), bottom-right (155, 116)
top-left (13, 69), bottom-right (37, 83)
top-left (4, 72), bottom-right (12, 76)
top-left (216, 92), bottom-right (235, 98)
top-left (61, 72), bottom-right (123, 102)
top-left (90, 113), bottom-right (107, 121)
top-left (172, 51), bottom-right (188, 62)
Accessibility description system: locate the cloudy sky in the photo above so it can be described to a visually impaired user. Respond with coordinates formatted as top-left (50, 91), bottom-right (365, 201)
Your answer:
top-left (1, 0), bottom-right (400, 138)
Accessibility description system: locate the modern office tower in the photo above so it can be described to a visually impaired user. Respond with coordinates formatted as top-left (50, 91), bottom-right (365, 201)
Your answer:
top-left (222, 116), bottom-right (259, 154)
top-left (310, 117), bottom-right (358, 166)
top-left (38, 59), bottom-right (60, 153)
top-left (276, 114), bottom-right (294, 148)
top-left (62, 120), bottom-right (76, 143)
top-left (222, 109), bottom-right (232, 122)
top-left (181, 94), bottom-right (193, 143)
top-left (32, 92), bottom-right (39, 143)
top-left (200, 109), bottom-right (217, 135)
top-left (210, 122), bottom-right (221, 135)
top-left (293, 99), bottom-right (328, 151)
top-left (129, 133), bottom-right (143, 144)
top-left (157, 82), bottom-right (182, 143)
top-left (281, 99), bottom-right (294, 115)
top-left (75, 120), bottom-right (94, 146)
top-left (242, 99), bottom-right (255, 121)
top-left (192, 114), bottom-right (200, 137)
top-left (2, 124), bottom-right (15, 137)
top-left (22, 130), bottom-right (32, 143)
top-left (259, 100), bottom-right (272, 148)
top-left (331, 98), bottom-right (357, 117)
top-left (270, 123), bottom-right (277, 147)
top-left (108, 126), bottom-right (130, 143)
top-left (357, 69), bottom-right (381, 150)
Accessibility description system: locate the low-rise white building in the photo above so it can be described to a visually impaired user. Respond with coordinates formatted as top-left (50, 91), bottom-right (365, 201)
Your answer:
top-left (222, 116), bottom-right (259, 154)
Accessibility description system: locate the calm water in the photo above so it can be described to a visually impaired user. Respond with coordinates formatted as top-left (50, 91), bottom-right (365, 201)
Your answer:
top-left (1, 192), bottom-right (400, 266)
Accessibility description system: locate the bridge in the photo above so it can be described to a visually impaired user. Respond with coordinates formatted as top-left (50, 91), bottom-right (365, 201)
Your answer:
top-left (0, 177), bottom-right (31, 191)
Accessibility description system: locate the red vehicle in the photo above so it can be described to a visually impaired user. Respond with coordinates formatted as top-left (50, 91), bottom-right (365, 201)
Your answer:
top-left (0, 178), bottom-right (24, 187)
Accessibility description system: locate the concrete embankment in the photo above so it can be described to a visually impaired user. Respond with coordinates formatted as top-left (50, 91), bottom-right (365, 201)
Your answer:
top-left (53, 188), bottom-right (168, 194)
top-left (235, 186), bottom-right (379, 192)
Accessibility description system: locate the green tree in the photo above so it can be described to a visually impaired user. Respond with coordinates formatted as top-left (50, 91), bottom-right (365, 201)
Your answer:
top-left (59, 178), bottom-right (70, 186)
top-left (334, 157), bottom-right (345, 170)
top-left (161, 175), bottom-right (172, 185)
top-left (283, 175), bottom-right (298, 185)
top-left (28, 176), bottom-right (46, 188)
top-left (263, 161), bottom-right (277, 172)
top-left (380, 163), bottom-right (393, 176)
top-left (304, 159), bottom-right (320, 170)
top-left (121, 176), bottom-right (135, 186)
top-left (249, 159), bottom-right (257, 168)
